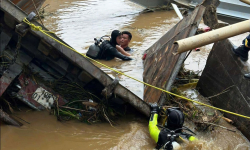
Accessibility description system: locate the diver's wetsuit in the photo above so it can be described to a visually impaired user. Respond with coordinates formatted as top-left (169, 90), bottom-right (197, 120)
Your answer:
top-left (99, 40), bottom-right (131, 60)
top-left (149, 113), bottom-right (196, 149)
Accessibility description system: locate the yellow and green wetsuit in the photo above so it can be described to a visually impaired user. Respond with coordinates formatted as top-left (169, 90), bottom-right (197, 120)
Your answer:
top-left (243, 34), bottom-right (250, 48)
top-left (149, 113), bottom-right (196, 149)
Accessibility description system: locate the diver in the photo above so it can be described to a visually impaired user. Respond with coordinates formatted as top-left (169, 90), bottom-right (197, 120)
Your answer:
top-left (149, 103), bottom-right (196, 150)
top-left (99, 30), bottom-right (132, 61)
top-left (231, 34), bottom-right (250, 79)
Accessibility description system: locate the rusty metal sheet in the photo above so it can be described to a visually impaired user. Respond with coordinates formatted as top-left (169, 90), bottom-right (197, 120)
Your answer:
top-left (17, 73), bottom-right (68, 110)
top-left (197, 39), bottom-right (250, 140)
top-left (143, 6), bottom-right (205, 105)
top-left (0, 0), bottom-right (150, 117)
top-left (10, 0), bottom-right (45, 14)
top-left (0, 47), bottom-right (33, 97)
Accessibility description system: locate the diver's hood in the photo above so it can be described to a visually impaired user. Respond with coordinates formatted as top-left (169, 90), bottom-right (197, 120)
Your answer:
top-left (110, 30), bottom-right (121, 46)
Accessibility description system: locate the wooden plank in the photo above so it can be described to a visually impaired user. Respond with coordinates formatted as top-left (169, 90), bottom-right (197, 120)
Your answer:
top-left (143, 6), bottom-right (206, 105)
top-left (197, 39), bottom-right (250, 140)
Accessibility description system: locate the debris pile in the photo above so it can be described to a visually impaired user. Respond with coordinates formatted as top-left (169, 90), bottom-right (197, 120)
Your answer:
top-left (23, 66), bottom-right (125, 125)
top-left (160, 67), bottom-right (236, 133)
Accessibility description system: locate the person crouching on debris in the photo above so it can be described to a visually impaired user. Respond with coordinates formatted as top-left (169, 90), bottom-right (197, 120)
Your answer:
top-left (232, 34), bottom-right (250, 79)
top-left (99, 30), bottom-right (132, 61)
top-left (149, 104), bottom-right (196, 150)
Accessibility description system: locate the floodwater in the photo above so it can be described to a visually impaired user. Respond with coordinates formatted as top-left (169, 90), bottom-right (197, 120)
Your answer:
top-left (1, 0), bottom-right (250, 149)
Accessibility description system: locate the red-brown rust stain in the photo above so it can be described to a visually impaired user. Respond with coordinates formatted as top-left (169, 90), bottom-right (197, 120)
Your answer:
top-left (17, 74), bottom-right (67, 108)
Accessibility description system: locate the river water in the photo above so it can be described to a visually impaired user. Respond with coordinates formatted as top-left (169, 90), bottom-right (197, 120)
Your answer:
top-left (1, 0), bottom-right (250, 149)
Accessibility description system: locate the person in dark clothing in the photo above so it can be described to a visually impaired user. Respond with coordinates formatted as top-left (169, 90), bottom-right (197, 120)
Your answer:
top-left (232, 34), bottom-right (250, 79)
top-left (121, 31), bottom-right (133, 52)
top-left (149, 104), bottom-right (196, 150)
top-left (232, 34), bottom-right (250, 61)
top-left (99, 30), bottom-right (132, 61)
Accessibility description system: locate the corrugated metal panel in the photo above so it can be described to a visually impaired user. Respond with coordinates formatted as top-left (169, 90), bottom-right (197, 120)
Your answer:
top-left (10, 0), bottom-right (45, 14)
top-left (143, 6), bottom-right (205, 105)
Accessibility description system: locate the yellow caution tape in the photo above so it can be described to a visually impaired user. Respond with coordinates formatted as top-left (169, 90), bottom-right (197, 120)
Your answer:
top-left (23, 18), bottom-right (250, 120)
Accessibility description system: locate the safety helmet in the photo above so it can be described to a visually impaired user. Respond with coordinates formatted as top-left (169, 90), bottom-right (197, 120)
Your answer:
top-left (164, 107), bottom-right (184, 131)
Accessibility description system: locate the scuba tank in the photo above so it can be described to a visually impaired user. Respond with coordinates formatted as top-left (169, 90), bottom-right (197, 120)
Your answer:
top-left (157, 125), bottom-right (196, 150)
top-left (86, 36), bottom-right (109, 59)
top-left (172, 141), bottom-right (181, 150)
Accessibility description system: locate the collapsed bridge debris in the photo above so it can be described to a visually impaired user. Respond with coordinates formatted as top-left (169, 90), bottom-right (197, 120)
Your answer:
top-left (0, 0), bottom-right (150, 126)
top-left (197, 39), bottom-right (250, 140)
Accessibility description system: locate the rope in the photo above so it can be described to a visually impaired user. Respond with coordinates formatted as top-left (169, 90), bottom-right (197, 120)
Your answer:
top-left (22, 18), bottom-right (250, 120)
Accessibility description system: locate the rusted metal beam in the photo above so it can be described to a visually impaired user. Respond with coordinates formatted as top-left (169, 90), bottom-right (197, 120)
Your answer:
top-left (143, 6), bottom-right (205, 105)
top-left (101, 77), bottom-right (119, 99)
top-left (0, 109), bottom-right (23, 126)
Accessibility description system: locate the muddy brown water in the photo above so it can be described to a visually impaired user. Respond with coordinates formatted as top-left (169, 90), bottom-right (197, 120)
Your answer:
top-left (1, 0), bottom-right (250, 149)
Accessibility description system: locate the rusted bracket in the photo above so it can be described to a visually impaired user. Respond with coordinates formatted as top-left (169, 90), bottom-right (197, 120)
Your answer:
top-left (101, 77), bottom-right (120, 99)
top-left (15, 12), bottom-right (36, 37)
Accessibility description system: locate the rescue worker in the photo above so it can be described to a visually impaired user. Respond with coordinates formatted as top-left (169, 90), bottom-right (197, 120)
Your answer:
top-left (149, 104), bottom-right (196, 150)
top-left (232, 34), bottom-right (250, 61)
top-left (232, 34), bottom-right (250, 79)
top-left (99, 30), bottom-right (132, 61)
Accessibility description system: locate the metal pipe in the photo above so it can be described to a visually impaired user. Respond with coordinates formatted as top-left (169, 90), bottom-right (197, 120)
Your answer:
top-left (240, 0), bottom-right (250, 5)
top-left (171, 3), bottom-right (183, 19)
top-left (174, 20), bottom-right (250, 54)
